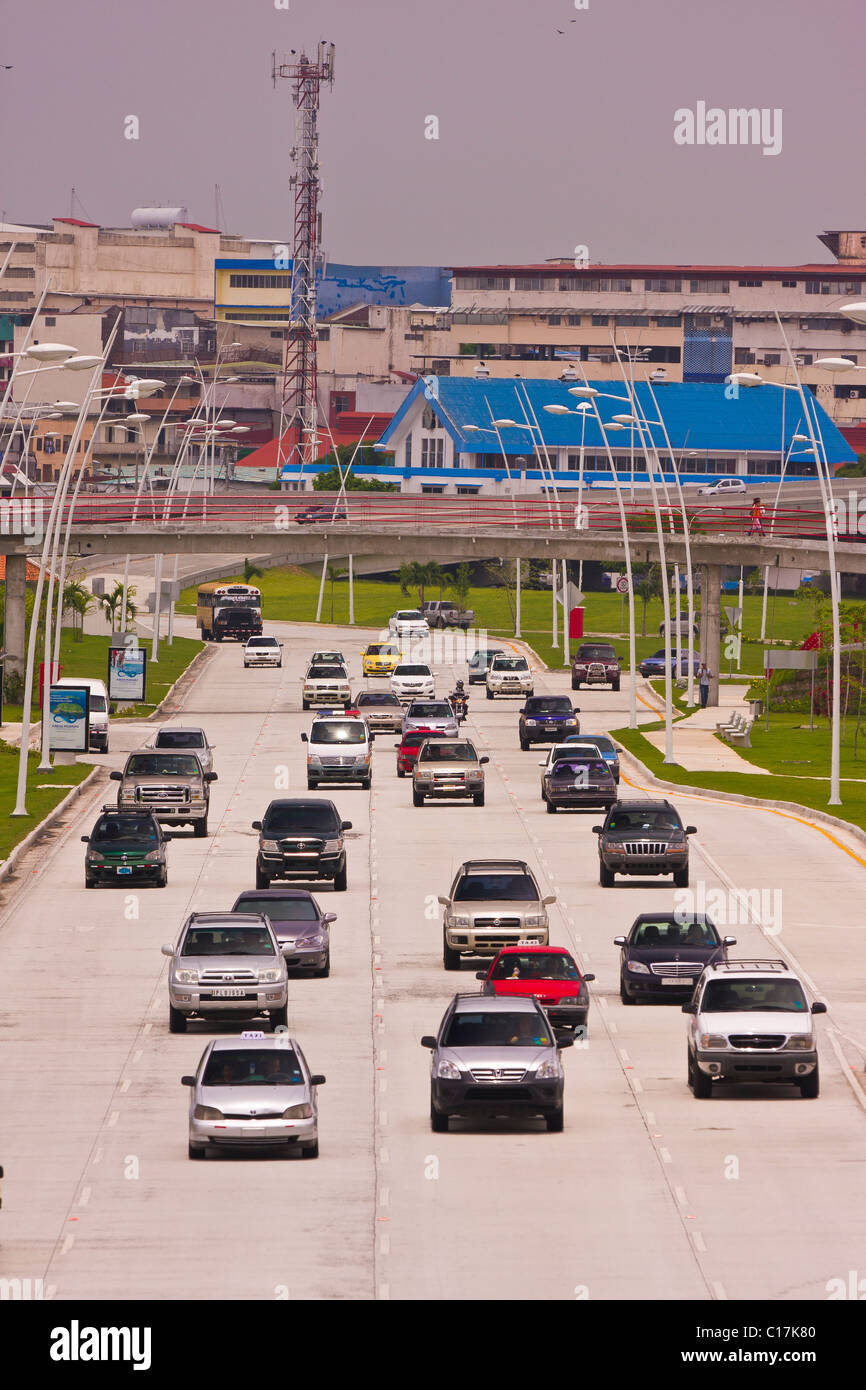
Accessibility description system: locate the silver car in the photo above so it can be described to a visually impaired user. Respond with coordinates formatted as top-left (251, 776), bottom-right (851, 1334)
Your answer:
top-left (182, 1033), bottom-right (325, 1160)
top-left (110, 749), bottom-right (217, 836)
top-left (162, 912), bottom-right (290, 1033)
top-left (413, 737), bottom-right (488, 806)
top-left (148, 725), bottom-right (214, 775)
top-left (422, 993), bottom-right (573, 1132)
top-left (402, 699), bottom-right (459, 737)
top-left (439, 859), bottom-right (555, 970)
top-left (352, 691), bottom-right (405, 732)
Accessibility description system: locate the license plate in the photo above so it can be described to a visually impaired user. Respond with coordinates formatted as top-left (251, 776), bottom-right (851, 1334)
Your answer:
top-left (212, 987), bottom-right (245, 998)
top-left (544, 724), bottom-right (558, 731)
top-left (661, 978), bottom-right (687, 986)
top-left (116, 866), bottom-right (133, 874)
top-left (242, 1127), bottom-right (265, 1136)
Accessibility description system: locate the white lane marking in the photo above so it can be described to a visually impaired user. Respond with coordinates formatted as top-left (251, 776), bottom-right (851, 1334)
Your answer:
top-left (380, 1187), bottom-right (390, 1208)
top-left (646, 1111), bottom-right (656, 1126)
top-left (376, 998), bottom-right (384, 1011)
top-left (608, 1019), bottom-right (618, 1035)
top-left (78, 1187), bottom-right (91, 1208)
top-left (92, 1148), bottom-right (104, 1167)
top-left (143, 1023), bottom-right (152, 1034)
top-left (379, 1110), bottom-right (388, 1127)
top-left (692, 1231), bottom-right (707, 1253)
top-left (659, 1148), bottom-right (673, 1165)
top-left (598, 997), bottom-right (609, 1010)
top-left (631, 1075), bottom-right (643, 1093)
top-left (45, 1284), bottom-right (57, 1300)
top-left (61, 1235), bottom-right (74, 1255)
top-left (132, 1050), bottom-right (142, 1065)
top-left (107, 1111), bottom-right (119, 1128)
top-left (674, 1185), bottom-right (689, 1206)
top-left (379, 1146), bottom-right (390, 1164)
top-left (378, 1284), bottom-right (390, 1300)
top-left (120, 1079), bottom-right (131, 1094)
top-left (377, 1076), bottom-right (388, 1094)
top-left (619, 1048), bottom-right (631, 1064)
top-left (712, 1281), bottom-right (728, 1301)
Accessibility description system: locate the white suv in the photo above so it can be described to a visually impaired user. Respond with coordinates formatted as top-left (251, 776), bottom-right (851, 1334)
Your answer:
top-left (684, 958), bottom-right (826, 1099)
top-left (302, 662), bottom-right (352, 710)
top-left (486, 653), bottom-right (533, 699)
top-left (301, 716), bottom-right (373, 790)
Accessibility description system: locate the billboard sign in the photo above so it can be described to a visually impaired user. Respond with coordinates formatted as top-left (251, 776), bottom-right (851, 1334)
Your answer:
top-left (108, 646), bottom-right (147, 703)
top-left (48, 684), bottom-right (90, 752)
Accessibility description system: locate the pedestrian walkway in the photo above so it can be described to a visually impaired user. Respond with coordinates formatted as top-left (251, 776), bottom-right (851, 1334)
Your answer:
top-left (640, 682), bottom-right (764, 773)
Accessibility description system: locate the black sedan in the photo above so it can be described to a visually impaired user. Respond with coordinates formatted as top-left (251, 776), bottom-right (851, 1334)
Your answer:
top-left (542, 755), bottom-right (617, 813)
top-left (518, 695), bottom-right (580, 749)
top-left (614, 913), bottom-right (735, 1004)
top-left (232, 888), bottom-right (336, 977)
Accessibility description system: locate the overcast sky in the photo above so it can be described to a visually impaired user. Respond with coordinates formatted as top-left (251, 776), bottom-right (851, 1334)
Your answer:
top-left (1, 0), bottom-right (862, 267)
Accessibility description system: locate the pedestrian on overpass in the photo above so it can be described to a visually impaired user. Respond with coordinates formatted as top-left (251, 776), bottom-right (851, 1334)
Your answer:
top-left (748, 496), bottom-right (766, 536)
top-left (698, 662), bottom-right (711, 709)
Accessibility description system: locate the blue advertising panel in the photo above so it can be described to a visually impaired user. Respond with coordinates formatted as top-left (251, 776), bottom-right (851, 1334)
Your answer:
top-left (108, 646), bottom-right (147, 703)
top-left (48, 684), bottom-right (90, 752)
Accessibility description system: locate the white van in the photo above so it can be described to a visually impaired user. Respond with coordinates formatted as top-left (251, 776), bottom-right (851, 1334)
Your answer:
top-left (55, 676), bottom-right (110, 752)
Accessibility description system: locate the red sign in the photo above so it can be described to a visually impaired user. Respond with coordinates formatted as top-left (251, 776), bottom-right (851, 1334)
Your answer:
top-left (38, 661), bottom-right (60, 708)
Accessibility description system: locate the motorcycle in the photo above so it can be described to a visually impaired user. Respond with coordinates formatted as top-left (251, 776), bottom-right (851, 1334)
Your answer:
top-left (450, 691), bottom-right (468, 723)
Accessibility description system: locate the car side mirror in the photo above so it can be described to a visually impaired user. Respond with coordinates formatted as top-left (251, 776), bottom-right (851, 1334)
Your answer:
top-left (109, 770), bottom-right (122, 781)
top-left (591, 826), bottom-right (602, 834)
top-left (542, 894), bottom-right (556, 906)
top-left (161, 944), bottom-right (175, 957)
top-left (300, 733), bottom-right (308, 742)
top-left (681, 1002), bottom-right (697, 1014)
top-left (252, 821), bottom-right (262, 831)
top-left (81, 835), bottom-right (89, 843)
top-left (574, 708), bottom-right (581, 713)
top-left (281, 945), bottom-right (293, 957)
top-left (341, 820), bottom-right (352, 830)
top-left (323, 913), bottom-right (337, 924)
top-left (613, 936), bottom-right (626, 946)
top-left (205, 772), bottom-right (217, 782)
top-left (557, 1034), bottom-right (574, 1049)
top-left (582, 973), bottom-right (595, 983)
top-left (479, 756), bottom-right (489, 765)
top-left (811, 1001), bottom-right (827, 1014)
top-left (310, 1073), bottom-right (326, 1086)
top-left (685, 825), bottom-right (697, 835)
top-left (181, 1075), bottom-right (196, 1087)
top-left (723, 936), bottom-right (737, 946)
top-left (475, 970), bottom-right (488, 981)
top-left (420, 1035), bottom-right (437, 1050)
top-left (538, 760), bottom-right (546, 767)
top-left (437, 896), bottom-right (449, 906)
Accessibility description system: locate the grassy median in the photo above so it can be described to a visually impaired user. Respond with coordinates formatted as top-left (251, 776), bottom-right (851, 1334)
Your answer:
top-left (0, 742), bottom-right (92, 863)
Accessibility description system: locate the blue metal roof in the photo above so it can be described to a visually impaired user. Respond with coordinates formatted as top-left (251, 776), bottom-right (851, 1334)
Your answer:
top-left (377, 377), bottom-right (855, 463)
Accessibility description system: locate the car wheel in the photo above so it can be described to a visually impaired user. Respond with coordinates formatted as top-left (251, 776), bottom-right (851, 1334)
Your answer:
top-left (317, 952), bottom-right (330, 979)
top-left (599, 863), bottom-right (615, 887)
top-left (443, 941), bottom-right (461, 971)
top-left (673, 867), bottom-right (689, 888)
top-left (85, 876), bottom-right (96, 889)
top-left (396, 768), bottom-right (405, 778)
top-left (430, 1103), bottom-right (449, 1133)
top-left (546, 798), bottom-right (556, 814)
top-left (361, 777), bottom-right (371, 790)
top-left (799, 1066), bottom-right (819, 1098)
top-left (412, 789), bottom-right (424, 806)
top-left (473, 790), bottom-right (485, 807)
top-left (307, 779), bottom-right (318, 791)
top-left (270, 1004), bottom-right (289, 1030)
top-left (571, 679), bottom-right (580, 690)
top-left (486, 689), bottom-right (493, 700)
top-left (546, 1107), bottom-right (564, 1133)
top-left (157, 869), bottom-right (168, 888)
top-left (301, 1140), bottom-right (319, 1159)
top-left (334, 863), bottom-right (348, 892)
top-left (692, 1064), bottom-right (713, 1098)
top-left (194, 817), bottom-right (208, 838)
top-left (169, 1006), bottom-right (187, 1034)
top-left (519, 738), bottom-right (529, 751)
top-left (527, 690), bottom-right (534, 698)
top-left (612, 681), bottom-right (620, 692)
top-left (620, 979), bottom-right (635, 1005)
top-left (302, 699), bottom-right (310, 711)
top-left (255, 866), bottom-right (271, 889)
top-left (188, 1143), bottom-right (205, 1160)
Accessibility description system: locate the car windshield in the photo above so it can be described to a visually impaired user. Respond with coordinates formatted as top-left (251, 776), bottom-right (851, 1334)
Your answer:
top-left (233, 897), bottom-right (319, 922)
top-left (420, 742), bottom-right (476, 762)
top-left (526, 698), bottom-right (572, 714)
top-left (401, 732), bottom-right (445, 749)
top-left (701, 979), bottom-right (808, 1012)
top-left (442, 1012), bottom-right (552, 1048)
top-left (575, 735), bottom-right (615, 754)
top-left (492, 658), bottom-right (528, 671)
top-left (202, 1049), bottom-right (303, 1086)
top-left (394, 665), bottom-right (431, 676)
top-left (91, 815), bottom-right (158, 845)
top-left (409, 702), bottom-right (452, 717)
top-left (126, 754), bottom-right (201, 777)
top-left (181, 926), bottom-right (275, 956)
top-left (454, 873), bottom-right (538, 902)
top-left (579, 646), bottom-right (616, 660)
top-left (632, 918), bottom-right (718, 947)
top-left (308, 665), bottom-right (346, 679)
top-left (605, 809), bottom-right (682, 832)
top-left (89, 695), bottom-right (107, 712)
top-left (312, 653), bottom-right (342, 662)
top-left (491, 953), bottom-right (580, 982)
top-left (357, 693), bottom-right (399, 706)
top-left (396, 612), bottom-right (423, 621)
top-left (156, 731), bottom-right (204, 749)
top-left (247, 638), bottom-right (276, 647)
top-left (263, 804), bottom-right (339, 834)
top-left (550, 758), bottom-right (608, 777)
top-left (312, 722), bottom-right (367, 744)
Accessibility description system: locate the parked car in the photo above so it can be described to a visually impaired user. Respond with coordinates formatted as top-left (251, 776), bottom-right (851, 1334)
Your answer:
top-left (388, 609), bottom-right (430, 641)
top-left (563, 733), bottom-right (620, 782)
top-left (422, 994), bottom-right (572, 1132)
top-left (148, 725), bottom-right (214, 775)
top-left (639, 649), bottom-right (701, 678)
top-left (696, 477), bottom-right (746, 497)
top-left (301, 715), bottom-right (372, 790)
top-left (571, 644), bottom-right (621, 692)
top-left (244, 635), bottom-right (283, 668)
top-left (594, 799), bottom-right (696, 887)
top-left (615, 912), bottom-right (735, 1005)
top-left (390, 662), bottom-right (435, 702)
top-left (486, 653), bottom-right (533, 699)
top-left (658, 619), bottom-right (699, 639)
top-left (683, 958), bottom-right (826, 1098)
top-left (477, 945), bottom-right (595, 1033)
top-left (253, 798), bottom-right (351, 891)
top-left (110, 750), bottom-right (217, 836)
top-left (413, 737), bottom-right (488, 806)
top-left (182, 1035), bottom-right (325, 1159)
top-left (402, 699), bottom-right (459, 738)
top-left (468, 648), bottom-right (505, 684)
top-left (360, 642), bottom-right (401, 677)
top-left (302, 662), bottom-right (352, 710)
top-left (420, 600), bottom-right (475, 629)
top-left (82, 808), bottom-right (168, 888)
top-left (55, 675), bottom-right (110, 752)
top-left (394, 729), bottom-right (450, 776)
top-left (162, 911), bottom-right (289, 1034)
top-left (352, 690), bottom-right (404, 732)
top-left (518, 695), bottom-right (580, 749)
top-left (541, 753), bottom-right (617, 814)
top-left (232, 888), bottom-right (335, 977)
top-left (295, 501), bottom-right (348, 524)
top-left (438, 859), bottom-right (555, 970)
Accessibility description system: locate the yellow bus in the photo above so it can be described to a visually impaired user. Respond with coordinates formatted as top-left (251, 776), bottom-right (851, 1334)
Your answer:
top-left (196, 582), bottom-right (263, 642)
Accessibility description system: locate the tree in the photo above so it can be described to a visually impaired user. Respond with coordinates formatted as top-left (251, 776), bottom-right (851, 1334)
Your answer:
top-left (326, 565), bottom-right (347, 623)
top-left (399, 561), bottom-right (440, 606)
top-left (243, 557), bottom-right (264, 584)
top-left (312, 444), bottom-right (398, 492)
top-left (633, 563), bottom-right (661, 636)
top-left (100, 581), bottom-right (137, 631)
top-left (62, 575), bottom-right (94, 642)
top-left (450, 563), bottom-right (472, 613)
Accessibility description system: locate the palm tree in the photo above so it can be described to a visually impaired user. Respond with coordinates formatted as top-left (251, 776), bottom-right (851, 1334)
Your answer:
top-left (399, 560), bottom-right (441, 606)
top-left (62, 576), bottom-right (94, 642)
top-left (100, 581), bottom-right (138, 632)
top-left (243, 557), bottom-right (264, 584)
top-left (633, 564), bottom-right (661, 637)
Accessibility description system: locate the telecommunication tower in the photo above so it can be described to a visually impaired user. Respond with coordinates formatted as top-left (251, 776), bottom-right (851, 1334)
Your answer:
top-left (272, 42), bottom-right (335, 486)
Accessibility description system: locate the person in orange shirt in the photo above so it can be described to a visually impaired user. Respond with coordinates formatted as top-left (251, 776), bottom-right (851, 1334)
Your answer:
top-left (748, 496), bottom-right (766, 536)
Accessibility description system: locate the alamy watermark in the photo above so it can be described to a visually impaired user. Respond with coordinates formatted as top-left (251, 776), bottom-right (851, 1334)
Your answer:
top-left (674, 881), bottom-right (783, 936)
top-left (0, 497), bottom-right (43, 542)
top-left (674, 102), bottom-right (782, 157)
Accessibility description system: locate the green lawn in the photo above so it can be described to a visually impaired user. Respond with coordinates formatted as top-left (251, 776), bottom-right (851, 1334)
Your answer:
top-left (0, 741), bottom-right (92, 861)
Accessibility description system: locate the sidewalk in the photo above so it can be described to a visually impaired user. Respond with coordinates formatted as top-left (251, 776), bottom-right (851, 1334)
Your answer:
top-left (641, 682), bottom-right (764, 773)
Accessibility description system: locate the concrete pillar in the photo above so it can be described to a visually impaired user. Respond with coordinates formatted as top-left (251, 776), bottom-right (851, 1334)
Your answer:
top-left (703, 563), bottom-right (721, 707)
top-left (3, 553), bottom-right (27, 690)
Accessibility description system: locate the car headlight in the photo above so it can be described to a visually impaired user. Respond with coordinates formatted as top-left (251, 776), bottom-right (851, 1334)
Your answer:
top-left (536, 1058), bottom-right (562, 1080)
top-left (143, 850), bottom-right (161, 863)
top-left (468, 770), bottom-right (482, 780)
top-left (261, 839), bottom-right (281, 853)
top-left (416, 771), bottom-right (433, 781)
top-left (258, 969), bottom-right (282, 983)
top-left (564, 718), bottom-right (577, 726)
top-left (193, 1105), bottom-right (222, 1120)
top-left (176, 969), bottom-right (199, 984)
top-left (436, 1059), bottom-right (461, 1080)
top-left (449, 914), bottom-right (470, 928)
top-left (627, 961), bottom-right (651, 975)
top-left (323, 838), bottom-right (343, 853)
top-left (665, 841), bottom-right (687, 853)
top-left (557, 995), bottom-right (582, 1005)
top-left (699, 1034), bottom-right (729, 1049)
top-left (283, 1102), bottom-right (313, 1118)
top-left (525, 913), bottom-right (547, 927)
top-left (525, 719), bottom-right (537, 727)
top-left (785, 1035), bottom-right (814, 1051)
top-left (297, 930), bottom-right (327, 948)
top-left (87, 850), bottom-right (105, 863)
top-left (308, 755), bottom-right (323, 766)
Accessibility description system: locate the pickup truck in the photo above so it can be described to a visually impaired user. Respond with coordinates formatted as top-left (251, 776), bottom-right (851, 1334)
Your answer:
top-left (420, 600), bottom-right (475, 630)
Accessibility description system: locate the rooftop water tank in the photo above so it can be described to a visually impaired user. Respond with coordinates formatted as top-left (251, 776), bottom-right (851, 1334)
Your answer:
top-left (130, 207), bottom-right (188, 230)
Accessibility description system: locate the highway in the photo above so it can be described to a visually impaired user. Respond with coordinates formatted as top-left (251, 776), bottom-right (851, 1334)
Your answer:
top-left (1, 619), bottom-right (864, 1301)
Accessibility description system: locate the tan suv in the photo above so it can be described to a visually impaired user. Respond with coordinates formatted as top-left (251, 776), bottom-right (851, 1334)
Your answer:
top-left (111, 749), bottom-right (217, 837)
top-left (438, 859), bottom-right (555, 970)
top-left (412, 737), bottom-right (489, 807)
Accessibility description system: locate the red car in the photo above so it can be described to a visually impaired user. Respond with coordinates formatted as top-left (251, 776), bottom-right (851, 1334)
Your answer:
top-left (476, 945), bottom-right (594, 1032)
top-left (394, 729), bottom-right (449, 777)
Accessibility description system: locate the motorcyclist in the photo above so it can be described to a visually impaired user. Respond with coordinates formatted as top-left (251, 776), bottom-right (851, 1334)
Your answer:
top-left (449, 679), bottom-right (468, 720)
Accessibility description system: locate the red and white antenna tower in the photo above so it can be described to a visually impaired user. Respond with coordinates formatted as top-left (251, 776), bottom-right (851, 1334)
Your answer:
top-left (272, 42), bottom-right (335, 487)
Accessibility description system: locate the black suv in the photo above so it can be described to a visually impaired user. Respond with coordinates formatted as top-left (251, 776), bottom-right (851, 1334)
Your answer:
top-left (518, 696), bottom-right (580, 749)
top-left (253, 799), bottom-right (351, 891)
top-left (593, 799), bottom-right (696, 887)
top-left (82, 808), bottom-right (168, 888)
top-left (614, 912), bottom-right (735, 1004)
